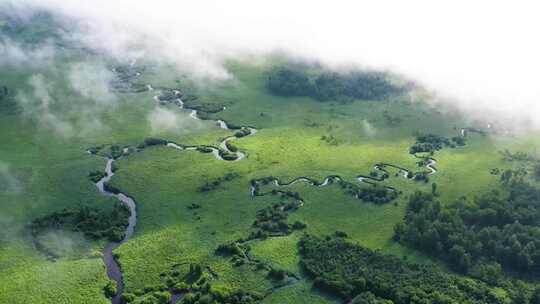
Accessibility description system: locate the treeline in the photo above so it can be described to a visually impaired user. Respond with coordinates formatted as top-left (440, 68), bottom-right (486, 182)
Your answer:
top-left (299, 234), bottom-right (527, 304)
top-left (266, 66), bottom-right (403, 101)
top-left (30, 202), bottom-right (130, 243)
top-left (409, 133), bottom-right (465, 155)
top-left (394, 182), bottom-right (540, 278)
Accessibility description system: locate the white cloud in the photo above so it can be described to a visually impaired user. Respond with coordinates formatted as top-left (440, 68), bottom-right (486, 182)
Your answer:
top-left (361, 120), bottom-right (377, 137)
top-left (5, 0), bottom-right (540, 129)
top-left (18, 74), bottom-right (75, 137)
top-left (0, 38), bottom-right (56, 66)
top-left (147, 106), bottom-right (200, 134)
top-left (67, 62), bottom-right (117, 105)
top-left (0, 162), bottom-right (22, 194)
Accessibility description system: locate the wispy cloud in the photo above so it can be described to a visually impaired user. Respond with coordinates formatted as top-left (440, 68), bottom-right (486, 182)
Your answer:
top-left (0, 161), bottom-right (22, 194)
top-left (147, 106), bottom-right (202, 134)
top-left (4, 0), bottom-right (540, 129)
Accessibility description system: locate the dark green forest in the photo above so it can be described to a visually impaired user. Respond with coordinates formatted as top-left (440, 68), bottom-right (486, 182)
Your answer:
top-left (266, 66), bottom-right (404, 101)
top-left (394, 181), bottom-right (540, 280)
top-left (299, 234), bottom-right (532, 304)
top-left (30, 203), bottom-right (131, 244)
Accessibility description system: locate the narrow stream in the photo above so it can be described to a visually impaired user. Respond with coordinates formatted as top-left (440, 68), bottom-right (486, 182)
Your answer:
top-left (93, 83), bottom-right (259, 303)
top-left (91, 71), bottom-right (466, 303)
top-left (95, 158), bottom-right (137, 304)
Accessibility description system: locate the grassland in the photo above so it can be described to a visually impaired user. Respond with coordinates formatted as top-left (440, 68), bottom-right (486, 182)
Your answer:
top-left (1, 49), bottom-right (540, 304)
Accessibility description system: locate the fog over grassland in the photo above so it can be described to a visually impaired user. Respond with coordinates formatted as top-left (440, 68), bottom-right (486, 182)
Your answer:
top-left (2, 0), bottom-right (540, 130)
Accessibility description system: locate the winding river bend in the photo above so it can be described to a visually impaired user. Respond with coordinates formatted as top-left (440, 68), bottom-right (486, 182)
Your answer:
top-left (92, 84), bottom-right (259, 303)
top-left (92, 70), bottom-right (470, 302)
top-left (95, 158), bottom-right (137, 304)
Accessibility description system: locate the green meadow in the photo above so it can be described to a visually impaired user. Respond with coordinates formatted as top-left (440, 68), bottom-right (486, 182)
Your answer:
top-left (2, 43), bottom-right (540, 303)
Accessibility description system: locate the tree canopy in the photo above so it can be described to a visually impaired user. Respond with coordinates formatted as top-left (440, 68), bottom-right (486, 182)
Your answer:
top-left (266, 66), bottom-right (404, 101)
top-left (395, 182), bottom-right (540, 277)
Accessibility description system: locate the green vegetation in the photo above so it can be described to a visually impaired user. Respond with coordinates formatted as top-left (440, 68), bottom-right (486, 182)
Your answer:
top-left (267, 66), bottom-right (404, 101)
top-left (88, 170), bottom-right (107, 183)
top-left (4, 13), bottom-right (540, 304)
top-left (299, 234), bottom-right (522, 303)
top-left (0, 85), bottom-right (17, 114)
top-left (395, 181), bottom-right (540, 277)
top-left (199, 172), bottom-right (240, 192)
top-left (409, 133), bottom-right (466, 154)
top-left (30, 203), bottom-right (130, 258)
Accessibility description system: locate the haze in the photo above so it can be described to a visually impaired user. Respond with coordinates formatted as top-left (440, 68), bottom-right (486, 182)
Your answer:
top-left (7, 0), bottom-right (540, 128)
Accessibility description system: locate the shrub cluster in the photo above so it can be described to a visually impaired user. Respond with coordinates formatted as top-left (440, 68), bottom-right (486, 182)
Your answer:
top-left (143, 137), bottom-right (168, 147)
top-left (338, 181), bottom-right (398, 204)
top-left (88, 170), bottom-right (106, 183)
top-left (0, 85), bottom-right (18, 113)
top-left (30, 202), bottom-right (130, 244)
top-left (122, 263), bottom-right (264, 304)
top-left (110, 65), bottom-right (146, 93)
top-left (409, 133), bottom-right (465, 154)
top-left (252, 201), bottom-right (305, 236)
top-left (198, 172), bottom-right (240, 192)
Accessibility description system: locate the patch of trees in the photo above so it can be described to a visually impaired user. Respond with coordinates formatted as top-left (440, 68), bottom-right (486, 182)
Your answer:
top-left (500, 149), bottom-right (538, 163)
top-left (252, 201), bottom-right (305, 236)
top-left (103, 182), bottom-right (122, 194)
top-left (266, 66), bottom-right (404, 101)
top-left (88, 170), bottom-right (106, 183)
top-left (104, 280), bottom-right (117, 298)
top-left (197, 146), bottom-right (214, 153)
top-left (0, 85), bottom-right (9, 100)
top-left (499, 168), bottom-right (528, 185)
top-left (87, 145), bottom-right (104, 155)
top-left (219, 150), bottom-right (239, 161)
top-left (183, 100), bottom-right (225, 115)
top-left (122, 262), bottom-right (263, 304)
top-left (181, 288), bottom-right (263, 304)
top-left (0, 85), bottom-right (18, 114)
top-left (299, 234), bottom-right (517, 304)
top-left (382, 111), bottom-right (402, 127)
top-left (250, 177), bottom-right (303, 201)
top-left (412, 172), bottom-right (429, 183)
top-left (142, 137), bottom-right (168, 147)
top-left (187, 203), bottom-right (201, 210)
top-left (216, 242), bottom-right (249, 258)
top-left (409, 133), bottom-right (465, 155)
top-left (338, 181), bottom-right (398, 204)
top-left (356, 184), bottom-right (398, 204)
top-left (102, 145), bottom-right (126, 159)
top-left (234, 128), bottom-right (252, 138)
top-left (110, 65), bottom-right (147, 93)
top-left (394, 183), bottom-right (540, 277)
top-left (30, 202), bottom-right (130, 246)
top-left (267, 66), bottom-right (313, 96)
top-left (225, 141), bottom-right (238, 152)
top-left (156, 89), bottom-right (181, 102)
top-left (321, 134), bottom-right (340, 146)
top-left (215, 241), bottom-right (255, 267)
top-left (198, 172), bottom-right (240, 192)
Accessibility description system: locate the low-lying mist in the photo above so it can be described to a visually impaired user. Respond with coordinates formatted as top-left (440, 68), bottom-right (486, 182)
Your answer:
top-left (3, 0), bottom-right (540, 130)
